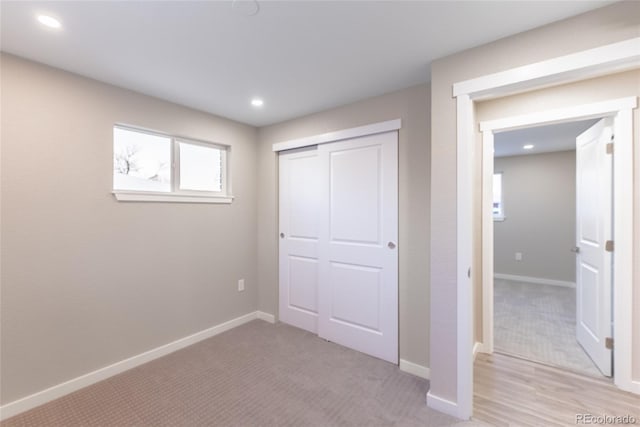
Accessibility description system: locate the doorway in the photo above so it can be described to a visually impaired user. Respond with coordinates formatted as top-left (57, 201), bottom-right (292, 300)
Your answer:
top-left (478, 97), bottom-right (636, 392)
top-left (490, 118), bottom-right (606, 377)
top-left (445, 40), bottom-right (640, 420)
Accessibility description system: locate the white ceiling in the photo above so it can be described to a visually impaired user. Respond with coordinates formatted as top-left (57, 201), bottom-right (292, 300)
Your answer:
top-left (494, 119), bottom-right (600, 158)
top-left (0, 1), bottom-right (613, 127)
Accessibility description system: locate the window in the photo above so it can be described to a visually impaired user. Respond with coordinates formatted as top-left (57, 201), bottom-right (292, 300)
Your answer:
top-left (177, 140), bottom-right (223, 192)
top-left (113, 125), bottom-right (231, 203)
top-left (493, 172), bottom-right (504, 221)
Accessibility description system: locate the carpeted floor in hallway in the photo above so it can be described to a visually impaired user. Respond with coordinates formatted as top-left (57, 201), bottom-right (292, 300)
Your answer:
top-left (494, 278), bottom-right (601, 377)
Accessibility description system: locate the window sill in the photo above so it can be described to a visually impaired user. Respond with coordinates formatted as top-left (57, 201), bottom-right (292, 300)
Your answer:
top-left (113, 191), bottom-right (233, 204)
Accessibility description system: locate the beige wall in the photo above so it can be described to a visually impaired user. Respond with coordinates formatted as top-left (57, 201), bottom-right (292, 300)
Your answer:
top-left (257, 84), bottom-right (431, 367)
top-left (0, 54), bottom-right (259, 404)
top-left (430, 1), bottom-right (640, 403)
top-left (493, 151), bottom-right (576, 283)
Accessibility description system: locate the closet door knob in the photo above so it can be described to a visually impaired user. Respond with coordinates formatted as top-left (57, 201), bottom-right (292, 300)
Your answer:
top-left (387, 242), bottom-right (396, 249)
top-left (280, 232), bottom-right (285, 238)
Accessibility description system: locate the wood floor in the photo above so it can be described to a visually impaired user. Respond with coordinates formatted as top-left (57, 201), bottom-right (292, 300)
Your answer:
top-left (473, 353), bottom-right (640, 426)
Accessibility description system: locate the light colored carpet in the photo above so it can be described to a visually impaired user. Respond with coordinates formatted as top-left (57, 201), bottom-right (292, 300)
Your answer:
top-left (2, 320), bottom-right (475, 427)
top-left (494, 278), bottom-right (601, 377)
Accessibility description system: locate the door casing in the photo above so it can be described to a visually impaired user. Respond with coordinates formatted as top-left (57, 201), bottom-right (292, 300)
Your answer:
top-left (444, 38), bottom-right (640, 421)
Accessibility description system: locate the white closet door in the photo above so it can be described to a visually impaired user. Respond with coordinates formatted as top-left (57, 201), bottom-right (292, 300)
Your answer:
top-left (317, 132), bottom-right (398, 364)
top-left (278, 147), bottom-right (321, 333)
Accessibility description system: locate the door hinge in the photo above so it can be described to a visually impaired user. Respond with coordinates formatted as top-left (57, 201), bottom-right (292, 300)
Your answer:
top-left (606, 142), bottom-right (613, 154)
top-left (605, 240), bottom-right (614, 252)
top-left (605, 337), bottom-right (613, 350)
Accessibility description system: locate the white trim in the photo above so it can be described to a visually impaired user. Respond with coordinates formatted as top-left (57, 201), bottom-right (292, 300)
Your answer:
top-left (256, 311), bottom-right (276, 324)
top-left (451, 38), bottom-right (640, 420)
top-left (113, 191), bottom-right (233, 204)
top-left (426, 392), bottom-right (459, 418)
top-left (453, 38), bottom-right (640, 99)
top-left (494, 273), bottom-right (576, 289)
top-left (474, 341), bottom-right (491, 357)
top-left (480, 97), bottom-right (638, 132)
top-left (271, 119), bottom-right (401, 152)
top-left (453, 94), bottom-right (473, 420)
top-left (399, 359), bottom-right (431, 380)
top-left (611, 107), bottom-right (635, 394)
top-left (0, 311), bottom-right (269, 421)
top-left (627, 381), bottom-right (640, 395)
top-left (482, 131), bottom-right (494, 355)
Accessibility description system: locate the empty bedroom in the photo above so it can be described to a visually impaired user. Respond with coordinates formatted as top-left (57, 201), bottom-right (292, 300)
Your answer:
top-left (2, 1), bottom-right (639, 426)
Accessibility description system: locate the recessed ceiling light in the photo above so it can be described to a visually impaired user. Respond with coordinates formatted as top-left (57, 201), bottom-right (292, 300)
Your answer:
top-left (37, 14), bottom-right (62, 29)
top-left (523, 144), bottom-right (534, 150)
top-left (251, 98), bottom-right (264, 107)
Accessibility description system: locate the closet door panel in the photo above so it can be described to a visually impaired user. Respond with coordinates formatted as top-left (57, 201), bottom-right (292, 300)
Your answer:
top-left (278, 148), bottom-right (320, 333)
top-left (318, 132), bottom-right (398, 364)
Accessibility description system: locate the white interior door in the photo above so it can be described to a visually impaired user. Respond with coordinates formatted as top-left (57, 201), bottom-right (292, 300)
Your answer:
top-left (317, 132), bottom-right (398, 364)
top-left (278, 147), bottom-right (321, 333)
top-left (575, 117), bottom-right (613, 377)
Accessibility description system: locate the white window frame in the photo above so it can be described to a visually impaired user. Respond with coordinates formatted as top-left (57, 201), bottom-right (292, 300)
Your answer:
top-left (112, 124), bottom-right (233, 204)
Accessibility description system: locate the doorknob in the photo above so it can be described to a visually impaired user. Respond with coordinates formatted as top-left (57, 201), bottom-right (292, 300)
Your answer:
top-left (387, 242), bottom-right (396, 249)
top-left (280, 232), bottom-right (285, 239)
top-left (570, 246), bottom-right (580, 253)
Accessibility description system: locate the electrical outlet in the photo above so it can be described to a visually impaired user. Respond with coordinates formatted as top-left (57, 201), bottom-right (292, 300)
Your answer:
top-left (515, 252), bottom-right (523, 261)
top-left (238, 279), bottom-right (245, 292)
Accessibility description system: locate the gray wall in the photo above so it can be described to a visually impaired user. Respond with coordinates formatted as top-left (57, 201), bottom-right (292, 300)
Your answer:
top-left (430, 1), bottom-right (640, 403)
top-left (257, 84), bottom-right (431, 368)
top-left (494, 151), bottom-right (576, 283)
top-left (0, 54), bottom-right (259, 404)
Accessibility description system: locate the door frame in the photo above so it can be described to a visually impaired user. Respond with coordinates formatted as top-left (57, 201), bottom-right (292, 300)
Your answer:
top-left (450, 37), bottom-right (640, 419)
top-left (478, 97), bottom-right (636, 377)
top-left (272, 119), bottom-right (401, 152)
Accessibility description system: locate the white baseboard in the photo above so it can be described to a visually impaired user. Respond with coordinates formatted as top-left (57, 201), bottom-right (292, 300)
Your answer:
top-left (618, 379), bottom-right (640, 395)
top-left (474, 341), bottom-right (491, 358)
top-left (494, 273), bottom-right (575, 288)
top-left (399, 359), bottom-right (430, 379)
top-left (426, 391), bottom-right (460, 419)
top-left (256, 311), bottom-right (276, 323)
top-left (473, 342), bottom-right (480, 360)
top-left (0, 311), bottom-right (272, 421)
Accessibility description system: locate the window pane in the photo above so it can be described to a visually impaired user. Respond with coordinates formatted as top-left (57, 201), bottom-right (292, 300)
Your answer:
top-left (493, 173), bottom-right (503, 217)
top-left (113, 127), bottom-right (171, 192)
top-left (179, 142), bottom-right (222, 192)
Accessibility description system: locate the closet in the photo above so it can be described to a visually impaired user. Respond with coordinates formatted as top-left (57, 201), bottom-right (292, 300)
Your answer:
top-left (276, 122), bottom-right (399, 363)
